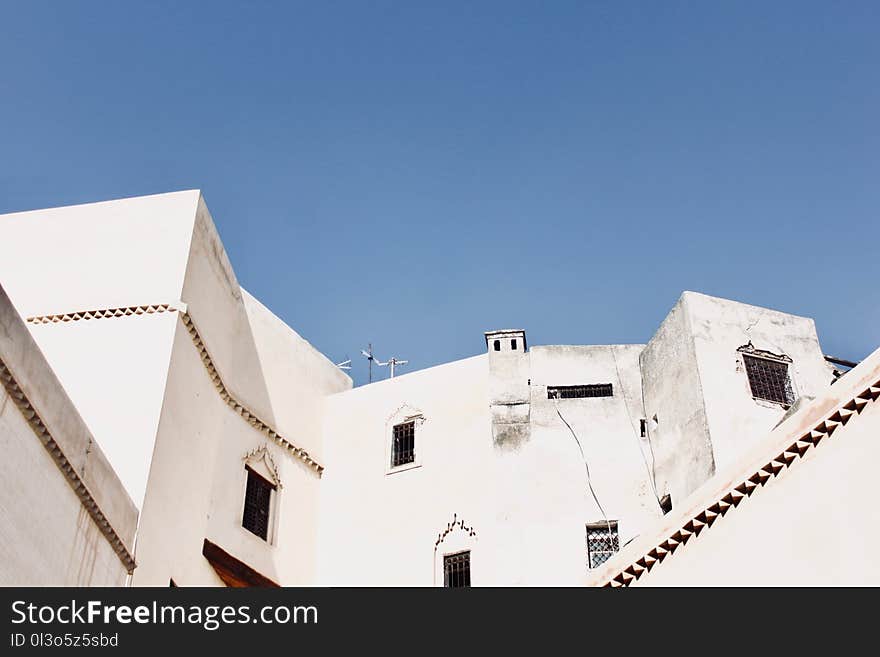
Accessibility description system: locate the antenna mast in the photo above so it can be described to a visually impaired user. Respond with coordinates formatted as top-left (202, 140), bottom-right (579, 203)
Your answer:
top-left (375, 356), bottom-right (408, 379)
top-left (361, 343), bottom-right (375, 383)
top-left (362, 345), bottom-right (408, 381)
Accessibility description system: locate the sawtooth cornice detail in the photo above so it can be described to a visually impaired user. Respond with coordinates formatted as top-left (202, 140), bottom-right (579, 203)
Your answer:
top-left (597, 376), bottom-right (880, 587)
top-left (24, 303), bottom-right (325, 475)
top-left (26, 304), bottom-right (177, 323)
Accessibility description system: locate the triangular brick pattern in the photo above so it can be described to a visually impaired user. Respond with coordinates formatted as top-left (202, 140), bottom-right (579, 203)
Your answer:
top-left (601, 377), bottom-right (880, 587)
top-left (25, 303), bottom-right (325, 475)
top-left (0, 359), bottom-right (136, 573)
top-left (26, 304), bottom-right (176, 324)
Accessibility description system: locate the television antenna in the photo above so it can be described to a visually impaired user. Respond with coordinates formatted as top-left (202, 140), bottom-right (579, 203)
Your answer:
top-left (375, 356), bottom-right (408, 379)
top-left (335, 359), bottom-right (351, 371)
top-left (361, 344), bottom-right (408, 381)
top-left (361, 343), bottom-right (376, 383)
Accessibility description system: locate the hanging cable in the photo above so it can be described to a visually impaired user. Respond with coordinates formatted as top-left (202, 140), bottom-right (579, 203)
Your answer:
top-left (611, 347), bottom-right (662, 506)
top-left (552, 398), bottom-right (612, 538)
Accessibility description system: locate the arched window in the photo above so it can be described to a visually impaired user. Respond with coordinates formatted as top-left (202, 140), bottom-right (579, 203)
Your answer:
top-left (433, 514), bottom-right (478, 587)
top-left (241, 445), bottom-right (282, 543)
top-left (385, 404), bottom-right (426, 474)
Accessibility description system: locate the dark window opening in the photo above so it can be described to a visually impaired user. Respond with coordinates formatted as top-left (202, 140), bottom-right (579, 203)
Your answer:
top-left (493, 340), bottom-right (501, 352)
top-left (242, 467), bottom-right (274, 541)
top-left (659, 494), bottom-right (672, 515)
top-left (443, 551), bottom-right (471, 587)
top-left (391, 421), bottom-right (416, 467)
top-left (511, 339), bottom-right (517, 350)
top-left (640, 419), bottom-right (647, 437)
top-left (586, 521), bottom-right (619, 569)
top-left (548, 384), bottom-right (613, 399)
top-left (743, 354), bottom-right (794, 406)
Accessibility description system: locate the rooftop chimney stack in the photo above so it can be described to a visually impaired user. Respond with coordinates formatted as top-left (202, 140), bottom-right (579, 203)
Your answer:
top-left (484, 329), bottom-right (531, 449)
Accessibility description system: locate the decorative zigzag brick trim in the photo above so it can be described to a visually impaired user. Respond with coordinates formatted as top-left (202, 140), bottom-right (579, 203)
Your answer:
top-left (26, 304), bottom-right (176, 324)
top-left (600, 377), bottom-right (880, 588)
top-left (0, 359), bottom-right (137, 574)
top-left (24, 303), bottom-right (325, 475)
top-left (178, 312), bottom-right (324, 475)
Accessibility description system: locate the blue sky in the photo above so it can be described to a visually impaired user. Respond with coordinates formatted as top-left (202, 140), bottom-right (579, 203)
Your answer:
top-left (1, 2), bottom-right (877, 385)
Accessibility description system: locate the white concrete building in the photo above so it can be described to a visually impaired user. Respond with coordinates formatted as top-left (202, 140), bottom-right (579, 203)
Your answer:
top-left (0, 191), bottom-right (876, 586)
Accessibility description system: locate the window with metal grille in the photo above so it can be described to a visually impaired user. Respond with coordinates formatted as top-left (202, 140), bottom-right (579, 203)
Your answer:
top-left (743, 354), bottom-right (794, 406)
top-left (586, 521), bottom-right (619, 569)
top-left (548, 384), bottom-right (613, 399)
top-left (391, 421), bottom-right (416, 467)
top-left (242, 467), bottom-right (274, 540)
top-left (443, 551), bottom-right (471, 587)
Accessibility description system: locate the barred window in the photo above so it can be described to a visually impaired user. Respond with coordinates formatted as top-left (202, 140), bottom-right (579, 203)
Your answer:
top-left (548, 384), bottom-right (613, 399)
top-left (242, 467), bottom-right (274, 541)
top-left (391, 421), bottom-right (416, 467)
top-left (443, 551), bottom-right (471, 588)
top-left (586, 521), bottom-right (619, 569)
top-left (743, 354), bottom-right (794, 406)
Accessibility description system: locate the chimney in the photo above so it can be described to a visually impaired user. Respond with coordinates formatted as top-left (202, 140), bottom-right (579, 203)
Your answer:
top-left (484, 329), bottom-right (530, 449)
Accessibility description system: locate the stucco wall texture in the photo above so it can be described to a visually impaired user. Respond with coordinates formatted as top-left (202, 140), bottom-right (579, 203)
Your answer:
top-left (0, 191), bottom-right (866, 587)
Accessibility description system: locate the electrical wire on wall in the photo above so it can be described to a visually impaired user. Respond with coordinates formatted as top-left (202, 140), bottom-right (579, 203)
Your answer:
top-left (551, 397), bottom-right (613, 538)
top-left (611, 347), bottom-right (662, 507)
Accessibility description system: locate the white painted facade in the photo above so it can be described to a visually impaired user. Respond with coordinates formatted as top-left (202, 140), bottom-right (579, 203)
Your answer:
top-left (0, 191), bottom-right (873, 587)
top-left (0, 285), bottom-right (137, 585)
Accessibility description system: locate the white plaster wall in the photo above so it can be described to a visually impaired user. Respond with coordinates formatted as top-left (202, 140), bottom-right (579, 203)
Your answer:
top-left (26, 314), bottom-right (178, 507)
top-left (685, 292), bottom-right (836, 474)
top-left (639, 294), bottom-right (714, 505)
top-left (0, 283), bottom-right (136, 586)
top-left (133, 234), bottom-right (349, 585)
top-left (0, 190), bottom-right (198, 317)
top-left (0, 191), bottom-right (200, 509)
top-left (318, 344), bottom-right (665, 586)
top-left (0, 384), bottom-right (128, 585)
top-left (131, 318), bottom-right (225, 586)
top-left (529, 345), bottom-right (660, 543)
top-left (317, 355), bottom-right (492, 586)
top-left (179, 197), bottom-right (280, 433)
top-left (242, 290), bottom-right (352, 460)
top-left (632, 389), bottom-right (880, 586)
top-left (133, 310), bottom-right (339, 586)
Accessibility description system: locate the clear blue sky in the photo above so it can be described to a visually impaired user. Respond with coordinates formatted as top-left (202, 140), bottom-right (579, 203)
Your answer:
top-left (1, 2), bottom-right (877, 386)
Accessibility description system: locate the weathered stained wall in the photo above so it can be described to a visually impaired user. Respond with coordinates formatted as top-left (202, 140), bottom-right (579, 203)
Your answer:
top-left (0, 284), bottom-right (136, 586)
top-left (639, 292), bottom-right (835, 507)
top-left (639, 293), bottom-right (714, 505)
top-left (318, 342), bottom-right (664, 585)
top-left (627, 346), bottom-right (880, 586)
top-left (686, 292), bottom-right (835, 473)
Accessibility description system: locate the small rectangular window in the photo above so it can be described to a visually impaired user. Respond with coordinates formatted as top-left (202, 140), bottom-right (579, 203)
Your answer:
top-left (391, 421), bottom-right (416, 467)
top-left (586, 521), bottom-right (619, 569)
top-left (743, 354), bottom-right (794, 406)
top-left (510, 339), bottom-right (517, 350)
top-left (548, 384), bottom-right (613, 399)
top-left (242, 467), bottom-right (274, 540)
top-left (443, 551), bottom-right (471, 587)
